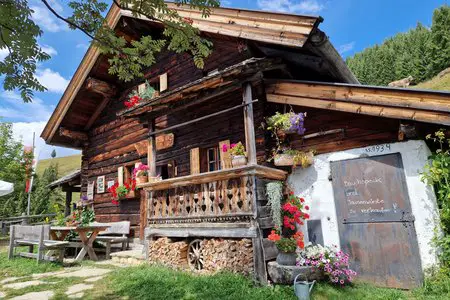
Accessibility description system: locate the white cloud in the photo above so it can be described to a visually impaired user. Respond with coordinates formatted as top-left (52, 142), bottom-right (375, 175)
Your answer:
top-left (338, 41), bottom-right (355, 55)
top-left (40, 44), bottom-right (58, 56)
top-left (76, 43), bottom-right (89, 51)
top-left (35, 68), bottom-right (69, 93)
top-left (31, 5), bottom-right (67, 33)
top-left (257, 0), bottom-right (324, 14)
top-left (0, 91), bottom-right (53, 122)
top-left (12, 122), bottom-right (81, 160)
top-left (0, 48), bottom-right (9, 61)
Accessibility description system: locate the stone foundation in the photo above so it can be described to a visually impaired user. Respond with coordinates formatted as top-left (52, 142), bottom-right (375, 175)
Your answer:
top-left (148, 237), bottom-right (253, 275)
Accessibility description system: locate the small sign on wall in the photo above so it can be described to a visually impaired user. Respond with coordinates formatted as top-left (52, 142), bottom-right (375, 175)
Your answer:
top-left (87, 181), bottom-right (94, 200)
top-left (107, 180), bottom-right (115, 190)
top-left (97, 176), bottom-right (105, 194)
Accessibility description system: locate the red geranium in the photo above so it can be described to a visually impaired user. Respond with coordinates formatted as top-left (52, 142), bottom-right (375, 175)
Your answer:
top-left (124, 95), bottom-right (142, 108)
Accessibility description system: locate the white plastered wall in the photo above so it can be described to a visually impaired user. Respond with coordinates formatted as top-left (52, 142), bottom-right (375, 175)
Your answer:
top-left (287, 140), bottom-right (439, 270)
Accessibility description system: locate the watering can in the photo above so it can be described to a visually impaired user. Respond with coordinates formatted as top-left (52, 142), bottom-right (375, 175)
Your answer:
top-left (293, 274), bottom-right (316, 300)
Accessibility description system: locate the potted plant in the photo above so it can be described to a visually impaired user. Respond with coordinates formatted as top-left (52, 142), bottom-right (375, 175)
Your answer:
top-left (108, 179), bottom-right (137, 205)
top-left (266, 112), bottom-right (306, 140)
top-left (274, 149), bottom-right (314, 168)
top-left (124, 81), bottom-right (157, 108)
top-left (269, 230), bottom-right (305, 266)
top-left (268, 190), bottom-right (310, 266)
top-left (223, 142), bottom-right (247, 167)
top-left (133, 163), bottom-right (149, 184)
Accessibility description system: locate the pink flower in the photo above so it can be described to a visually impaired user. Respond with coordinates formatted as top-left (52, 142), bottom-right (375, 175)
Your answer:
top-left (222, 144), bottom-right (228, 152)
top-left (230, 143), bottom-right (237, 148)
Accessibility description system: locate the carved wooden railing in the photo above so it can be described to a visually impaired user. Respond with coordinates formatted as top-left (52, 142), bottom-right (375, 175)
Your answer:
top-left (140, 165), bottom-right (287, 224)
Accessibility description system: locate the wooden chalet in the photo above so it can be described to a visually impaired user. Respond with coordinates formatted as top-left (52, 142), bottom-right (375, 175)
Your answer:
top-left (42, 3), bottom-right (450, 288)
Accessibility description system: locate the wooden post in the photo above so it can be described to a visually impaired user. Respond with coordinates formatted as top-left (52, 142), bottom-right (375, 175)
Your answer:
top-left (65, 191), bottom-right (72, 217)
top-left (148, 118), bottom-right (157, 177)
top-left (243, 83), bottom-right (257, 165)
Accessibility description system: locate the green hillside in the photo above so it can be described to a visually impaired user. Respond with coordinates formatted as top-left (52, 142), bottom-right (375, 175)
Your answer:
top-left (36, 154), bottom-right (81, 178)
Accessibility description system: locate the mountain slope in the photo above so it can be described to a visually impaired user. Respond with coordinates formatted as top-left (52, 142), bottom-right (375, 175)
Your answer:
top-left (36, 154), bottom-right (81, 178)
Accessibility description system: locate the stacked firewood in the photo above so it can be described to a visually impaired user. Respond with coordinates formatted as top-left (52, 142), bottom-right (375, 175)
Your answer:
top-left (148, 237), bottom-right (189, 269)
top-left (201, 238), bottom-right (253, 275)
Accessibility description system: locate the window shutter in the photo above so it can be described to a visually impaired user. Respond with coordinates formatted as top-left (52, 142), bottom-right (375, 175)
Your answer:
top-left (160, 73), bottom-right (168, 92)
top-left (118, 166), bottom-right (124, 185)
top-left (219, 140), bottom-right (231, 169)
top-left (190, 148), bottom-right (200, 174)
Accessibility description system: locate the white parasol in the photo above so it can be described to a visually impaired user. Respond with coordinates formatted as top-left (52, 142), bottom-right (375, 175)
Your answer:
top-left (0, 180), bottom-right (14, 196)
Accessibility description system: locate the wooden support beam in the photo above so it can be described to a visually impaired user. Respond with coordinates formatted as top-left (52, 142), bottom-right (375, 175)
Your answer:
top-left (266, 94), bottom-right (450, 126)
top-left (243, 83), bottom-right (257, 165)
top-left (65, 191), bottom-right (72, 217)
top-left (59, 127), bottom-right (88, 142)
top-left (84, 77), bottom-right (116, 98)
top-left (148, 119), bottom-right (157, 177)
top-left (84, 78), bottom-right (117, 130)
top-left (148, 100), bottom-right (258, 137)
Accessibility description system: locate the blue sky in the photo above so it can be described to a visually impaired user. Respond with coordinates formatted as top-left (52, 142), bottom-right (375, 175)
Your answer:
top-left (0, 0), bottom-right (447, 159)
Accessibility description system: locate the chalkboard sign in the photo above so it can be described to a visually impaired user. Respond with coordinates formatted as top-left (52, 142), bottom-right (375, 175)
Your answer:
top-left (331, 153), bottom-right (412, 223)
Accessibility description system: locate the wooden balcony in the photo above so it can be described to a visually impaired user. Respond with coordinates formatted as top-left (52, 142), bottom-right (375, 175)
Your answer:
top-left (138, 165), bottom-right (286, 225)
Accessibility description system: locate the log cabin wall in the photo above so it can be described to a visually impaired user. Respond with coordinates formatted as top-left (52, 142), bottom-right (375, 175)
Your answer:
top-left (80, 36), bottom-right (256, 237)
top-left (266, 103), bottom-right (406, 156)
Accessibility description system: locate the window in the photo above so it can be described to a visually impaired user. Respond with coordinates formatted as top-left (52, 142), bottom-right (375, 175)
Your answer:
top-left (207, 147), bottom-right (221, 172)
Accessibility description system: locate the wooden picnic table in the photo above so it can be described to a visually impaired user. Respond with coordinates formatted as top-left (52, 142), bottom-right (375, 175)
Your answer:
top-left (50, 225), bottom-right (110, 262)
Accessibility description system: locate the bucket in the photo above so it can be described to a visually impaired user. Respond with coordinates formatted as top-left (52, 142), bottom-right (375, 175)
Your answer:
top-left (293, 274), bottom-right (315, 300)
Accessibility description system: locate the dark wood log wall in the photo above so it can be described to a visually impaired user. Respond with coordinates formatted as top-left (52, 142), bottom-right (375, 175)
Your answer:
top-left (81, 37), bottom-right (253, 237)
top-left (265, 104), bottom-right (402, 156)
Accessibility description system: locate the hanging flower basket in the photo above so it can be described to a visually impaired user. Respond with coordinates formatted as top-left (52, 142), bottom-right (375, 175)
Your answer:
top-left (274, 151), bottom-right (314, 168)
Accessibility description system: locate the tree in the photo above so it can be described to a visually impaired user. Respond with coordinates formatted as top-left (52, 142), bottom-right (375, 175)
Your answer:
top-left (346, 4), bottom-right (449, 86)
top-left (0, 122), bottom-right (30, 217)
top-left (0, 0), bottom-right (220, 102)
top-left (51, 149), bottom-right (56, 159)
top-left (31, 163), bottom-right (63, 215)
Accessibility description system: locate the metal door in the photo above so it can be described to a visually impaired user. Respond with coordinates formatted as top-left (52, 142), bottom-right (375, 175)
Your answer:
top-left (331, 153), bottom-right (423, 289)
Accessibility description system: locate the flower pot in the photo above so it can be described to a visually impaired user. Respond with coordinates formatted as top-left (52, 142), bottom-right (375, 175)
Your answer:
top-left (276, 251), bottom-right (297, 266)
top-left (232, 155), bottom-right (247, 167)
top-left (274, 154), bottom-right (295, 166)
top-left (135, 175), bottom-right (148, 184)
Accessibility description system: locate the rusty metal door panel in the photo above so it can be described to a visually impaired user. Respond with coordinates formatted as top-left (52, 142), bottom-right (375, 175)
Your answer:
top-left (331, 153), bottom-right (423, 289)
top-left (341, 222), bottom-right (423, 289)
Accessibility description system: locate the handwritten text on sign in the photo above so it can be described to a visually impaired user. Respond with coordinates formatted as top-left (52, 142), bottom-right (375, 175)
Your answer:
top-left (331, 153), bottom-right (408, 220)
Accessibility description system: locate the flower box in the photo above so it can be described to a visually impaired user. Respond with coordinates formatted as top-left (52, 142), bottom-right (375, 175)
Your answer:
top-left (232, 155), bottom-right (247, 167)
top-left (274, 151), bottom-right (314, 168)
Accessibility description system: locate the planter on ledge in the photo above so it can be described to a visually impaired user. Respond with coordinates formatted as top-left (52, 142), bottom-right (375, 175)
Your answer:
top-left (276, 251), bottom-right (297, 266)
top-left (231, 155), bottom-right (247, 168)
top-left (267, 261), bottom-right (324, 285)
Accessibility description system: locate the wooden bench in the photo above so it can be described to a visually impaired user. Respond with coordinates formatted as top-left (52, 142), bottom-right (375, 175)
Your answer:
top-left (91, 221), bottom-right (130, 259)
top-left (8, 225), bottom-right (68, 263)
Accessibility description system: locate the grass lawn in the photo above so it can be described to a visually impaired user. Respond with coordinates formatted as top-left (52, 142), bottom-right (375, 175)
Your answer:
top-left (84, 264), bottom-right (450, 300)
top-left (0, 250), bottom-right (63, 278)
top-left (1, 245), bottom-right (449, 300)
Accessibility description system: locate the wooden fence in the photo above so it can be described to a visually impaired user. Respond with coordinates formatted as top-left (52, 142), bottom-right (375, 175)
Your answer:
top-left (0, 213), bottom-right (56, 235)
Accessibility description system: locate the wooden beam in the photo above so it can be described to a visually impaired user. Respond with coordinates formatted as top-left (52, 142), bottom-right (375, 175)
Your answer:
top-left (148, 119), bottom-right (157, 177)
top-left (266, 81), bottom-right (450, 113)
top-left (267, 94), bottom-right (450, 126)
top-left (139, 165), bottom-right (287, 191)
top-left (85, 97), bottom-right (111, 130)
top-left (243, 83), bottom-right (257, 165)
top-left (148, 100), bottom-right (258, 137)
top-left (65, 191), bottom-right (72, 217)
top-left (84, 77), bottom-right (116, 98)
top-left (84, 78), bottom-right (117, 130)
top-left (59, 127), bottom-right (88, 141)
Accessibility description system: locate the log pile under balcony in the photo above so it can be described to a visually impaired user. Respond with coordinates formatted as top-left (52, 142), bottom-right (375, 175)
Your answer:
top-left (148, 237), bottom-right (189, 268)
top-left (202, 238), bottom-right (253, 275)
